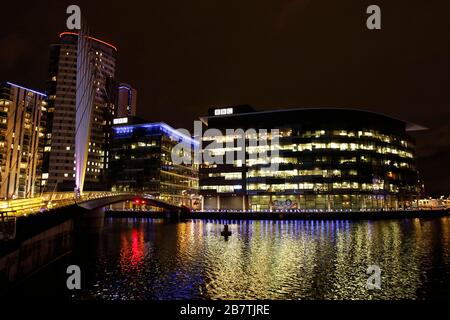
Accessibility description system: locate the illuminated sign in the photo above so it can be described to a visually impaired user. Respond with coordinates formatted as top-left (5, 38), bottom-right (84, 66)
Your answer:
top-left (214, 107), bottom-right (233, 116)
top-left (272, 199), bottom-right (297, 210)
top-left (113, 117), bottom-right (128, 125)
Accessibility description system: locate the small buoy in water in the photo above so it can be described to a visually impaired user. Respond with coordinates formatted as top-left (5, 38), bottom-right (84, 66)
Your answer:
top-left (221, 224), bottom-right (232, 237)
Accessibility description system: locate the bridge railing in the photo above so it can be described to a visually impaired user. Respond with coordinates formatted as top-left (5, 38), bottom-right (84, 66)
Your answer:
top-left (0, 192), bottom-right (189, 217)
top-left (0, 192), bottom-right (129, 217)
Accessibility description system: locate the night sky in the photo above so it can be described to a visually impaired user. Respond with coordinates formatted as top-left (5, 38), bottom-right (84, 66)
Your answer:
top-left (1, 0), bottom-right (449, 195)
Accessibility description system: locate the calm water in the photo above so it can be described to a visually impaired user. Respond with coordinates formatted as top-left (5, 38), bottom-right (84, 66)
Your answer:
top-left (7, 217), bottom-right (450, 300)
top-left (64, 217), bottom-right (450, 300)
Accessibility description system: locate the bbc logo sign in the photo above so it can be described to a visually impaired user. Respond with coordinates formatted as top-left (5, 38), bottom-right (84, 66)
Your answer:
top-left (214, 108), bottom-right (234, 116)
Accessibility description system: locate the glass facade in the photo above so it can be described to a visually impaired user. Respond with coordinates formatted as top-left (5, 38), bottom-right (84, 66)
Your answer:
top-left (200, 106), bottom-right (423, 211)
top-left (110, 118), bottom-right (199, 208)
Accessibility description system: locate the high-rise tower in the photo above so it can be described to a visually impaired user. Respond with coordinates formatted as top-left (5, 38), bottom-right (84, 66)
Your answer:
top-left (42, 32), bottom-right (117, 192)
top-left (117, 83), bottom-right (137, 117)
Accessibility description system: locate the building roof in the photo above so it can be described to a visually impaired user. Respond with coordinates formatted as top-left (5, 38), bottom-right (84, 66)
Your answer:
top-left (113, 121), bottom-right (199, 146)
top-left (59, 32), bottom-right (118, 52)
top-left (1, 81), bottom-right (47, 97)
top-left (201, 106), bottom-right (427, 132)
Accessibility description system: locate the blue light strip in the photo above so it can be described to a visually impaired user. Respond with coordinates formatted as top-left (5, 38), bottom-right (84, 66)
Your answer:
top-left (114, 122), bottom-right (199, 146)
top-left (6, 82), bottom-right (47, 97)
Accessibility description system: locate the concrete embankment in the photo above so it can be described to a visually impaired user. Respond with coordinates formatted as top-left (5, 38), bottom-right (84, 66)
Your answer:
top-left (0, 203), bottom-right (106, 258)
top-left (0, 206), bottom-right (79, 256)
top-left (0, 204), bottom-right (106, 293)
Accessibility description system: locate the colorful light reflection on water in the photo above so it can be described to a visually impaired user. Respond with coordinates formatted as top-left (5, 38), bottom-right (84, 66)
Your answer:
top-left (74, 217), bottom-right (450, 300)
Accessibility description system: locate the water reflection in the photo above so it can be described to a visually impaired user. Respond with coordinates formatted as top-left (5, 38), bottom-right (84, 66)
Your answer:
top-left (75, 217), bottom-right (450, 300)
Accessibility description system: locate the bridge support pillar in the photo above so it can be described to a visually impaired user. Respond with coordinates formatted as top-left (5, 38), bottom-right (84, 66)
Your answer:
top-left (74, 207), bottom-right (105, 233)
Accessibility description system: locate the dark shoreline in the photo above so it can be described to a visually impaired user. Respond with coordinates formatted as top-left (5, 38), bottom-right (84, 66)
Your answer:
top-left (105, 209), bottom-right (450, 221)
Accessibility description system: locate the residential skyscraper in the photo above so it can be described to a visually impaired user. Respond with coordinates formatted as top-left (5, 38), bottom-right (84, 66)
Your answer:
top-left (117, 83), bottom-right (137, 117)
top-left (0, 82), bottom-right (46, 199)
top-left (42, 32), bottom-right (118, 192)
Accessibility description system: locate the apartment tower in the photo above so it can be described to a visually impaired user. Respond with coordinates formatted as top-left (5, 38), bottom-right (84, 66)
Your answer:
top-left (42, 32), bottom-right (118, 192)
top-left (0, 82), bottom-right (46, 199)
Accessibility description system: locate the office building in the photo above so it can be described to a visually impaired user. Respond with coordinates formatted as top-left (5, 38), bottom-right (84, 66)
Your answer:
top-left (110, 116), bottom-right (199, 208)
top-left (199, 106), bottom-right (423, 211)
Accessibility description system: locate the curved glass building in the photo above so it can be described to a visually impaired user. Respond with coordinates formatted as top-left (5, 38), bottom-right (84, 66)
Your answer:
top-left (199, 106), bottom-right (424, 211)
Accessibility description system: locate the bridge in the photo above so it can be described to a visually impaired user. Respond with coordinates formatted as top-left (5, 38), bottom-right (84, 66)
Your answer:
top-left (0, 192), bottom-right (191, 241)
top-left (0, 192), bottom-right (190, 218)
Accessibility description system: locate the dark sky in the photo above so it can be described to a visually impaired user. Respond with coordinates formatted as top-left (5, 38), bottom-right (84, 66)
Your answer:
top-left (1, 0), bottom-right (449, 195)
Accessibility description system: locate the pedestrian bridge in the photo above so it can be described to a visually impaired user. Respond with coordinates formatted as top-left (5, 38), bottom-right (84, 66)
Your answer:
top-left (0, 192), bottom-right (190, 217)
